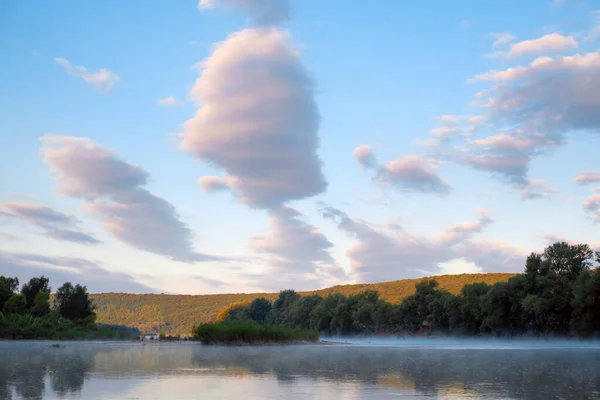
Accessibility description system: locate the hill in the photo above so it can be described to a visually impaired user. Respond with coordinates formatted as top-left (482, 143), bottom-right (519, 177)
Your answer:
top-left (92, 273), bottom-right (515, 335)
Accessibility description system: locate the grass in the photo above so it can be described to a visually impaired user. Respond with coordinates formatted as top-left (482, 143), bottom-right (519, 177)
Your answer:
top-left (193, 321), bottom-right (319, 345)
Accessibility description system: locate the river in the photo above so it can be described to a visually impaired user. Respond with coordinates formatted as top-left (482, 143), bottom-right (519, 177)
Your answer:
top-left (1, 339), bottom-right (599, 399)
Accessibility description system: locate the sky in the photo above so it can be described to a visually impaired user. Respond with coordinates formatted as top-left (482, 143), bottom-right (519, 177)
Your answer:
top-left (1, 0), bottom-right (599, 294)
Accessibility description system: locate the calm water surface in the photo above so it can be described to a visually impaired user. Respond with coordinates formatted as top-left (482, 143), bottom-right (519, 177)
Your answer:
top-left (1, 339), bottom-right (600, 399)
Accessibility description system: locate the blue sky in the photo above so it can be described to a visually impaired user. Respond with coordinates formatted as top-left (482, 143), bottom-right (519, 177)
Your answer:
top-left (1, 0), bottom-right (599, 294)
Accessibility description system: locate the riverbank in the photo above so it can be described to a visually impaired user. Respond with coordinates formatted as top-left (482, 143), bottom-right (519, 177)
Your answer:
top-left (0, 312), bottom-right (139, 340)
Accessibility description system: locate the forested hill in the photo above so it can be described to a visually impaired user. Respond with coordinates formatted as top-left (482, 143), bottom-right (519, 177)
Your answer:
top-left (92, 273), bottom-right (515, 335)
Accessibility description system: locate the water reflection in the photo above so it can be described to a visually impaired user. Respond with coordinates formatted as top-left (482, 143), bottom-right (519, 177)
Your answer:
top-left (0, 340), bottom-right (599, 399)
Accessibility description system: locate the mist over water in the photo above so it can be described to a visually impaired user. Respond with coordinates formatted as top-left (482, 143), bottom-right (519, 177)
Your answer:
top-left (1, 339), bottom-right (600, 399)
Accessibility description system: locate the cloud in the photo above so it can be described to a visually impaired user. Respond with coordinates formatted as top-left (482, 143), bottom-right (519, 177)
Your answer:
top-left (583, 194), bottom-right (600, 223)
top-left (433, 209), bottom-right (493, 246)
top-left (249, 206), bottom-right (336, 273)
top-left (0, 202), bottom-right (101, 245)
top-left (506, 33), bottom-right (578, 58)
top-left (181, 28), bottom-right (326, 209)
top-left (459, 51), bottom-right (600, 186)
top-left (198, 176), bottom-right (231, 192)
top-left (41, 135), bottom-right (225, 262)
top-left (376, 155), bottom-right (451, 195)
top-left (320, 204), bottom-right (522, 283)
top-left (574, 170), bottom-right (600, 185)
top-left (0, 233), bottom-right (18, 241)
top-left (352, 145), bottom-right (377, 169)
top-left (198, 0), bottom-right (291, 27)
top-left (491, 32), bottom-right (516, 48)
top-left (520, 179), bottom-right (557, 200)
top-left (157, 97), bottom-right (182, 106)
top-left (54, 58), bottom-right (119, 93)
top-left (0, 252), bottom-right (158, 293)
top-left (352, 145), bottom-right (451, 195)
top-left (192, 275), bottom-right (227, 288)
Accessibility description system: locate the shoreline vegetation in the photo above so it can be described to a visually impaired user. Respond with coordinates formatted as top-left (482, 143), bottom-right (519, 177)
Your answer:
top-left (193, 321), bottom-right (319, 344)
top-left (207, 242), bottom-right (600, 341)
top-left (0, 276), bottom-right (140, 340)
top-left (2, 241), bottom-right (599, 343)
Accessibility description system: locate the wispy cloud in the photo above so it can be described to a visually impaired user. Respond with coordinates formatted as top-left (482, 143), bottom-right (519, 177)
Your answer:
top-left (54, 57), bottom-right (120, 93)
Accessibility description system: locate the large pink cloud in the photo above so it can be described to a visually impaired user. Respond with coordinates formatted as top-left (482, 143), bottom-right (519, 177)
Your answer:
top-left (181, 28), bottom-right (326, 209)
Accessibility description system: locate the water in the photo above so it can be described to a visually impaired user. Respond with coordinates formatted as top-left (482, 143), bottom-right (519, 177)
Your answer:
top-left (1, 339), bottom-right (600, 399)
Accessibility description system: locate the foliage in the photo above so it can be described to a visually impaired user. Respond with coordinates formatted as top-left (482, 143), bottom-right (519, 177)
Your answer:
top-left (0, 276), bottom-right (19, 312)
top-left (21, 276), bottom-right (51, 309)
top-left (32, 291), bottom-right (51, 317)
top-left (212, 242), bottom-right (600, 338)
top-left (90, 273), bottom-right (514, 335)
top-left (3, 294), bottom-right (28, 315)
top-left (0, 275), bottom-right (138, 340)
top-left (0, 311), bottom-right (138, 340)
top-left (193, 320), bottom-right (319, 344)
top-left (54, 282), bottom-right (95, 322)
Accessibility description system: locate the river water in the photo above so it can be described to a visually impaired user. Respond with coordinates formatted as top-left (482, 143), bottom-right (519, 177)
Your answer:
top-left (1, 339), bottom-right (600, 399)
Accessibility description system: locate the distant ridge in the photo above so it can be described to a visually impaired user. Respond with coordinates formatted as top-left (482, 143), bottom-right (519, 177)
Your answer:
top-left (92, 273), bottom-right (516, 335)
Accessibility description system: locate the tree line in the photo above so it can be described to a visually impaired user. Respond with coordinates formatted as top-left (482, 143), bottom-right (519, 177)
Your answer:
top-left (0, 276), bottom-right (111, 339)
top-left (218, 242), bottom-right (600, 337)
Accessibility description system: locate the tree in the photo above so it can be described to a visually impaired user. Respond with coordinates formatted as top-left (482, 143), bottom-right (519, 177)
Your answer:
top-left (460, 282), bottom-right (491, 334)
top-left (399, 280), bottom-right (445, 333)
top-left (54, 283), bottom-right (95, 322)
top-left (570, 269), bottom-right (600, 336)
top-left (247, 298), bottom-right (272, 324)
top-left (0, 276), bottom-right (19, 312)
top-left (3, 294), bottom-right (27, 315)
top-left (269, 290), bottom-right (300, 325)
top-left (21, 276), bottom-right (51, 310)
top-left (32, 292), bottom-right (51, 317)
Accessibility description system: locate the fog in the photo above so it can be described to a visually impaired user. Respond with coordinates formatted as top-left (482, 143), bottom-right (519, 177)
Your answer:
top-left (1, 339), bottom-right (600, 399)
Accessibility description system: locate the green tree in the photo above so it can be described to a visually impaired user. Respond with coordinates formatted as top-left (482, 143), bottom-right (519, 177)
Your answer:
top-left (399, 280), bottom-right (445, 333)
top-left (460, 282), bottom-right (491, 334)
top-left (32, 291), bottom-right (51, 317)
top-left (54, 282), bottom-right (95, 322)
top-left (246, 298), bottom-right (272, 324)
top-left (21, 276), bottom-right (51, 310)
top-left (269, 290), bottom-right (300, 325)
top-left (3, 294), bottom-right (28, 315)
top-left (570, 269), bottom-right (600, 336)
top-left (0, 276), bottom-right (19, 312)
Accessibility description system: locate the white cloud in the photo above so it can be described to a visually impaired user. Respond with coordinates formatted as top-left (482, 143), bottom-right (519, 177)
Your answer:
top-left (198, 176), bottom-right (231, 192)
top-left (54, 57), bottom-right (119, 93)
top-left (575, 170), bottom-right (600, 185)
top-left (157, 97), bottom-right (182, 106)
top-left (352, 145), bottom-right (377, 169)
top-left (0, 202), bottom-right (101, 245)
top-left (506, 33), bottom-right (578, 58)
top-left (491, 32), bottom-right (516, 48)
top-left (459, 51), bottom-right (600, 187)
top-left (583, 194), bottom-right (600, 223)
top-left (521, 180), bottom-right (558, 200)
top-left (320, 204), bottom-right (526, 282)
top-left (41, 135), bottom-right (226, 262)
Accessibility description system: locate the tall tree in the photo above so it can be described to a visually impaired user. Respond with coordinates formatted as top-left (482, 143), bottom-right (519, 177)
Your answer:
top-left (21, 276), bottom-right (51, 310)
top-left (3, 294), bottom-right (27, 315)
top-left (54, 282), bottom-right (95, 322)
top-left (0, 276), bottom-right (19, 312)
